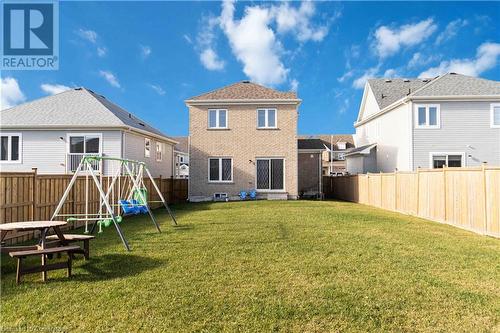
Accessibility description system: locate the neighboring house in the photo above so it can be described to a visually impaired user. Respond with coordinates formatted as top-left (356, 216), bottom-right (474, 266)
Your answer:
top-left (172, 136), bottom-right (189, 179)
top-left (351, 73), bottom-right (500, 174)
top-left (186, 81), bottom-right (301, 201)
top-left (0, 87), bottom-right (177, 177)
top-left (297, 138), bottom-right (325, 198)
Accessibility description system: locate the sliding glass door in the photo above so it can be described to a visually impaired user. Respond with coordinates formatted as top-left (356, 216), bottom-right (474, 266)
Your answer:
top-left (256, 158), bottom-right (284, 191)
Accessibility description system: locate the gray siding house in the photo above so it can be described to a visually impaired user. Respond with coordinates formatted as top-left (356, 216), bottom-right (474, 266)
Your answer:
top-left (0, 88), bottom-right (177, 176)
top-left (351, 73), bottom-right (500, 173)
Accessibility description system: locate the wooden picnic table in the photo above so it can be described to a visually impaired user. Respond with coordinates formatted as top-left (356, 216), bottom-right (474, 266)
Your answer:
top-left (0, 221), bottom-right (75, 283)
top-left (0, 221), bottom-right (68, 249)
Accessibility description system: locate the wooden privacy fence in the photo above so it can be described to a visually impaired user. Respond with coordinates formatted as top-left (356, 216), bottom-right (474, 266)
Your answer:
top-left (323, 165), bottom-right (500, 238)
top-left (0, 169), bottom-right (188, 244)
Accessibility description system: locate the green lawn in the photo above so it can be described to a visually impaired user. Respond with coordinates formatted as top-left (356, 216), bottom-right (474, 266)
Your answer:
top-left (1, 200), bottom-right (499, 332)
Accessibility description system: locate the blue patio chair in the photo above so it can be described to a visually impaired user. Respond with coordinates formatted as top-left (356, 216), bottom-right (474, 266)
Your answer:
top-left (239, 191), bottom-right (248, 200)
top-left (249, 190), bottom-right (257, 199)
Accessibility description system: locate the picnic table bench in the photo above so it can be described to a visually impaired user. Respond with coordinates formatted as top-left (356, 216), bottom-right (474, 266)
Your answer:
top-left (0, 221), bottom-right (93, 284)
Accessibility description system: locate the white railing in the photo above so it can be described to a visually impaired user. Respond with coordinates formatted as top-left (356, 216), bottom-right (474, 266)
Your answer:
top-left (67, 153), bottom-right (101, 173)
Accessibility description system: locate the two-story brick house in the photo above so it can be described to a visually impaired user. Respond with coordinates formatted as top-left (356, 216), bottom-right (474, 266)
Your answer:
top-left (186, 81), bottom-right (301, 201)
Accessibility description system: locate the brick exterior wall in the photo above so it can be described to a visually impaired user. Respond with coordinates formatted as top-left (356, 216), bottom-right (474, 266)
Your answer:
top-left (188, 103), bottom-right (298, 200)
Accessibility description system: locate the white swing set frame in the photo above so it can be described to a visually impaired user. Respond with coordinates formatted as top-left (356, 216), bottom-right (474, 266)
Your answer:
top-left (51, 156), bottom-right (177, 251)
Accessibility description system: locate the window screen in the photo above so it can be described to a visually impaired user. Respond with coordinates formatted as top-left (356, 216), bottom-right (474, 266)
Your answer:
top-left (447, 155), bottom-right (462, 167)
top-left (209, 158), bottom-right (219, 181)
top-left (270, 159), bottom-right (284, 190)
top-left (1, 136), bottom-right (7, 161)
top-left (418, 107), bottom-right (426, 126)
top-left (256, 159), bottom-right (270, 189)
top-left (11, 136), bottom-right (19, 161)
top-left (70, 136), bottom-right (84, 153)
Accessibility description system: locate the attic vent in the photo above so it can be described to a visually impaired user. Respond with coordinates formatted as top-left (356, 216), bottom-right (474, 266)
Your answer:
top-left (403, 79), bottom-right (410, 82)
top-left (242, 80), bottom-right (250, 83)
top-left (138, 122), bottom-right (145, 127)
top-left (385, 79), bottom-right (392, 83)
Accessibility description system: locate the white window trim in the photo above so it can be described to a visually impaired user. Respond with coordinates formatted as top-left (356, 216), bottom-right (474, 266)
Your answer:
top-left (0, 132), bottom-right (22, 164)
top-left (156, 142), bottom-right (163, 162)
top-left (429, 152), bottom-right (466, 168)
top-left (208, 109), bottom-right (228, 129)
top-left (144, 138), bottom-right (151, 158)
top-left (255, 157), bottom-right (286, 192)
top-left (66, 133), bottom-right (103, 155)
top-left (257, 108), bottom-right (278, 129)
top-left (415, 104), bottom-right (440, 129)
top-left (491, 103), bottom-right (500, 128)
top-left (207, 157), bottom-right (233, 183)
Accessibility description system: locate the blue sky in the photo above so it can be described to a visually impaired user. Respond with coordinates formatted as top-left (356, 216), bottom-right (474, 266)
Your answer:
top-left (2, 1), bottom-right (500, 136)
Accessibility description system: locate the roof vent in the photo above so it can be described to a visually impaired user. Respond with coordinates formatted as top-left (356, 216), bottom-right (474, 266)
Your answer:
top-left (450, 72), bottom-right (457, 75)
top-left (138, 122), bottom-right (145, 127)
top-left (74, 87), bottom-right (83, 91)
top-left (406, 88), bottom-right (411, 96)
top-left (381, 93), bottom-right (386, 99)
top-left (99, 94), bottom-right (106, 99)
top-left (422, 79), bottom-right (430, 83)
top-left (128, 113), bottom-right (132, 118)
top-left (403, 79), bottom-right (410, 82)
top-left (242, 80), bottom-right (250, 83)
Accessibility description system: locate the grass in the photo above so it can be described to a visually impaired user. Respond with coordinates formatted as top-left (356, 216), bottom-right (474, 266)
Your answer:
top-left (1, 200), bottom-right (499, 332)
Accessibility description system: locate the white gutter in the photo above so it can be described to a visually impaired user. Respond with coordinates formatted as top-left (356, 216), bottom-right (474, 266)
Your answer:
top-left (185, 99), bottom-right (302, 106)
top-left (354, 94), bottom-right (500, 128)
top-left (0, 125), bottom-right (178, 145)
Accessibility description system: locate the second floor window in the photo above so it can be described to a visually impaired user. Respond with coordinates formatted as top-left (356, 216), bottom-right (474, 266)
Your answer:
top-left (208, 109), bottom-right (227, 129)
top-left (257, 109), bottom-right (277, 128)
top-left (416, 104), bottom-right (440, 128)
top-left (145, 138), bottom-right (151, 157)
top-left (0, 134), bottom-right (21, 162)
top-left (491, 103), bottom-right (500, 128)
top-left (156, 142), bottom-right (162, 161)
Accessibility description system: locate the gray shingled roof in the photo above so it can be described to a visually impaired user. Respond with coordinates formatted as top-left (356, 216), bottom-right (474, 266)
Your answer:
top-left (367, 78), bottom-right (430, 109)
top-left (367, 73), bottom-right (500, 110)
top-left (187, 81), bottom-right (298, 101)
top-left (345, 143), bottom-right (377, 156)
top-left (0, 88), bottom-right (173, 142)
top-left (298, 138), bottom-right (326, 150)
top-left (171, 136), bottom-right (188, 153)
top-left (412, 73), bottom-right (500, 96)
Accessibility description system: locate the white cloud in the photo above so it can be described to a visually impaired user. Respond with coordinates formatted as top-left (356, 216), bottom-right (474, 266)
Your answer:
top-left (195, 0), bottom-right (330, 85)
top-left (200, 48), bottom-right (225, 71)
top-left (290, 79), bottom-right (299, 91)
top-left (0, 77), bottom-right (26, 109)
top-left (338, 98), bottom-right (350, 115)
top-left (183, 34), bottom-right (193, 44)
top-left (149, 84), bottom-right (166, 96)
top-left (419, 42), bottom-right (500, 78)
top-left (140, 45), bottom-right (152, 58)
top-left (220, 0), bottom-right (288, 85)
top-left (77, 28), bottom-right (98, 43)
top-left (40, 84), bottom-right (71, 95)
top-left (99, 70), bottom-right (121, 88)
top-left (337, 69), bottom-right (354, 83)
top-left (435, 19), bottom-right (468, 45)
top-left (196, 15), bottom-right (225, 71)
top-left (374, 19), bottom-right (437, 58)
top-left (273, 1), bottom-right (330, 42)
top-left (383, 68), bottom-right (397, 77)
top-left (97, 47), bottom-right (107, 57)
top-left (352, 66), bottom-right (379, 89)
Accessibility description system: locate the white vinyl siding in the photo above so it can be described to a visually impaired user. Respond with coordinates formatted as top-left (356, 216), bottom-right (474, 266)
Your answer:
top-left (208, 109), bottom-right (227, 129)
top-left (156, 142), bottom-right (163, 161)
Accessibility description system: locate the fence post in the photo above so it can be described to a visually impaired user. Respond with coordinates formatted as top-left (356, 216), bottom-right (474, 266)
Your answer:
top-left (482, 163), bottom-right (488, 234)
top-left (443, 166), bottom-right (447, 223)
top-left (394, 170), bottom-right (398, 211)
top-left (31, 168), bottom-right (38, 221)
top-left (170, 176), bottom-right (175, 203)
top-left (416, 167), bottom-right (420, 216)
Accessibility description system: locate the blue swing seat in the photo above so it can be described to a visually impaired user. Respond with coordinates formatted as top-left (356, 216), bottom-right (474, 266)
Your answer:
top-left (131, 199), bottom-right (148, 214)
top-left (249, 190), bottom-right (257, 199)
top-left (119, 200), bottom-right (139, 215)
top-left (239, 191), bottom-right (248, 200)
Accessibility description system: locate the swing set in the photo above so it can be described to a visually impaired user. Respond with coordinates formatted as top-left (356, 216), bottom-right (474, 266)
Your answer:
top-left (51, 156), bottom-right (177, 251)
